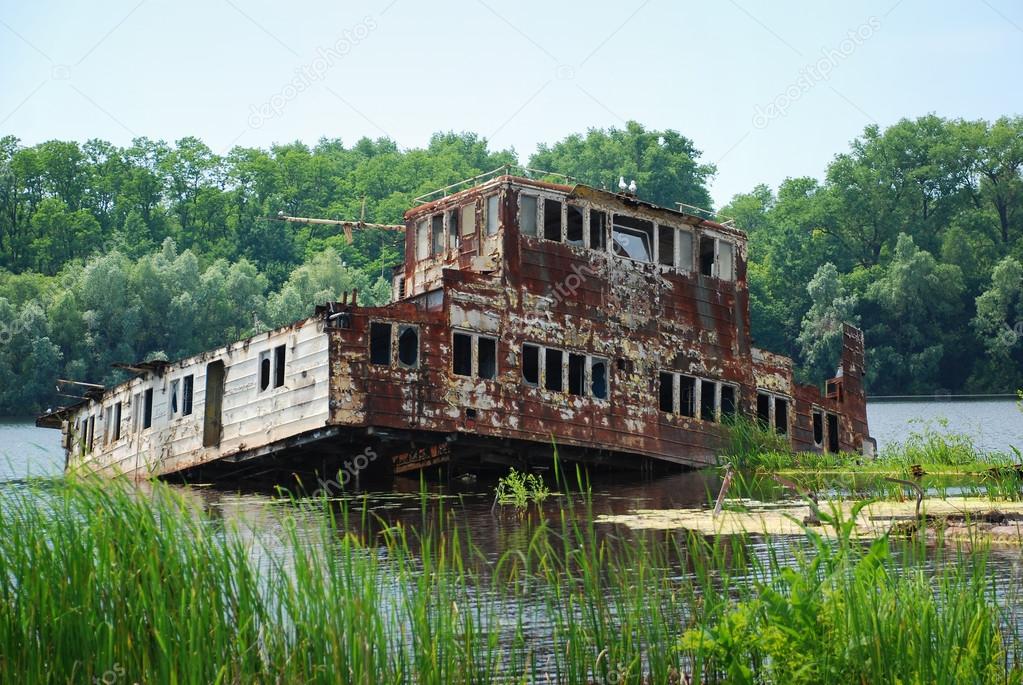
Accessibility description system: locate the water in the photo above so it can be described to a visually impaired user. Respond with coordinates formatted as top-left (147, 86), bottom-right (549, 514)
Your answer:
top-left (868, 398), bottom-right (1022, 454)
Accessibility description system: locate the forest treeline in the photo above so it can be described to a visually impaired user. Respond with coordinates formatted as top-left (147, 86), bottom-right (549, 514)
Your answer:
top-left (0, 118), bottom-right (1020, 414)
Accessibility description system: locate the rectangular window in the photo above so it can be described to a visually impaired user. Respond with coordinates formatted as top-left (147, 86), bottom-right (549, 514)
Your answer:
top-left (416, 220), bottom-right (429, 260)
top-left (591, 358), bottom-right (608, 399)
top-left (679, 375), bottom-right (696, 417)
top-left (460, 203), bottom-right (475, 237)
top-left (678, 230), bottom-right (693, 272)
top-left (568, 353), bottom-right (586, 396)
top-left (182, 375), bottom-right (194, 416)
top-left (142, 388), bottom-right (153, 430)
top-left (827, 413), bottom-right (840, 452)
top-left (274, 345), bottom-right (286, 388)
top-left (718, 240), bottom-right (734, 281)
top-left (87, 415), bottom-right (95, 451)
top-left (486, 195), bottom-right (499, 235)
top-left (477, 337), bottom-right (497, 380)
top-left (431, 214), bottom-right (445, 255)
top-left (370, 322), bottom-right (392, 366)
top-left (721, 385), bottom-right (737, 419)
top-left (700, 380), bottom-right (716, 422)
top-left (659, 372), bottom-right (675, 412)
top-left (589, 209), bottom-right (606, 250)
top-left (453, 332), bottom-right (472, 376)
top-left (756, 392), bottom-right (771, 425)
top-left (113, 401), bottom-right (122, 440)
top-left (699, 235), bottom-right (716, 276)
top-left (169, 379), bottom-right (180, 415)
top-left (566, 204), bottom-right (584, 245)
top-left (447, 209), bottom-right (459, 250)
top-left (522, 344), bottom-right (540, 386)
top-left (543, 198), bottom-right (562, 241)
top-left (132, 393), bottom-right (141, 433)
top-left (774, 397), bottom-right (789, 435)
top-left (104, 405), bottom-right (113, 445)
top-left (813, 410), bottom-right (824, 446)
top-left (658, 225), bottom-right (675, 266)
top-left (259, 350), bottom-right (271, 391)
top-left (519, 195), bottom-right (538, 237)
top-left (612, 214), bottom-right (655, 262)
top-left (544, 348), bottom-right (564, 391)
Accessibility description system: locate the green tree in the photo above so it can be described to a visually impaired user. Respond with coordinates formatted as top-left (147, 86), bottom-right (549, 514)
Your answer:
top-left (529, 121), bottom-right (715, 209)
top-left (797, 263), bottom-right (859, 384)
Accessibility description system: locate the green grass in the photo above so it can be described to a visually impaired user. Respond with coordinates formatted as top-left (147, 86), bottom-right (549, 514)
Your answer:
top-left (0, 475), bottom-right (1020, 683)
top-left (722, 415), bottom-right (1020, 475)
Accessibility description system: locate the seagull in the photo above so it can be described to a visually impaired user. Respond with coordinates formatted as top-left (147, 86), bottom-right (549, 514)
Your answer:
top-left (628, 179), bottom-right (637, 194)
top-left (618, 176), bottom-right (627, 192)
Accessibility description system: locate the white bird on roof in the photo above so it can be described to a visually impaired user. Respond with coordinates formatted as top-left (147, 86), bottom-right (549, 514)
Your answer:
top-left (618, 176), bottom-right (627, 191)
top-left (628, 179), bottom-right (637, 194)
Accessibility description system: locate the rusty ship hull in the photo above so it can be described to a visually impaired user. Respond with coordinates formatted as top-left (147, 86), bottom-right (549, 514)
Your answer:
top-left (38, 174), bottom-right (872, 481)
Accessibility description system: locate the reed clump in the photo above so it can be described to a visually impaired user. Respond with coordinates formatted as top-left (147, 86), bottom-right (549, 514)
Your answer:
top-left (0, 475), bottom-right (1019, 683)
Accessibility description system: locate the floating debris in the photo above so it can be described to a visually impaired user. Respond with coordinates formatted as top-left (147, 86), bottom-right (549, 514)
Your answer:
top-left (596, 497), bottom-right (1023, 545)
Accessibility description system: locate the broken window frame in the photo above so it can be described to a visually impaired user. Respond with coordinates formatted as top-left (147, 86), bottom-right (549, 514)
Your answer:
top-left (142, 388), bottom-right (153, 430)
top-left (258, 350), bottom-right (272, 392)
top-left (542, 198), bottom-right (563, 242)
top-left (589, 357), bottom-right (609, 400)
top-left (447, 208), bottom-right (460, 250)
top-left (182, 375), bottom-right (194, 416)
top-left (369, 322), bottom-right (393, 366)
top-left (416, 219), bottom-right (429, 261)
top-left (677, 229), bottom-right (694, 272)
top-left (522, 344), bottom-right (540, 386)
top-left (698, 233), bottom-right (736, 281)
top-left (397, 325), bottom-right (419, 369)
top-left (812, 408), bottom-right (825, 447)
top-left (588, 209), bottom-right (607, 251)
top-left (485, 194), bottom-right (500, 236)
top-left (827, 412), bottom-right (840, 453)
top-left (522, 343), bottom-right (609, 399)
top-left (568, 352), bottom-right (586, 396)
top-left (566, 204), bottom-right (584, 246)
top-left (113, 401), bottom-right (122, 441)
top-left (519, 193), bottom-right (538, 238)
top-left (169, 378), bottom-right (180, 416)
top-left (756, 389), bottom-right (792, 436)
top-left (611, 213), bottom-right (655, 263)
top-left (104, 404), bottom-right (114, 445)
top-left (657, 223), bottom-right (675, 267)
top-left (659, 372), bottom-right (730, 422)
top-left (274, 344), bottom-right (287, 388)
top-left (452, 329), bottom-right (498, 380)
top-left (431, 214), bottom-right (445, 256)
top-left (460, 202), bottom-right (476, 238)
top-left (131, 392), bottom-right (141, 433)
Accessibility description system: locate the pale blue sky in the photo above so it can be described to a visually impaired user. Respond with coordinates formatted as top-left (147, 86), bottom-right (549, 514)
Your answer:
top-left (1, 0), bottom-right (1021, 207)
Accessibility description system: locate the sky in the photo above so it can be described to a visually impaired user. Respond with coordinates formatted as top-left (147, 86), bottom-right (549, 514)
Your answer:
top-left (1, 0), bottom-right (1022, 208)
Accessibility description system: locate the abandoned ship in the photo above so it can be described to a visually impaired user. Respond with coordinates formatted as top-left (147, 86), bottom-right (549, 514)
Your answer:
top-left (37, 169), bottom-right (873, 482)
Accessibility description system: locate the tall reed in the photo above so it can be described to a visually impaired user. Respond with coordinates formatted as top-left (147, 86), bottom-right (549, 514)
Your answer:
top-left (0, 475), bottom-right (1019, 683)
